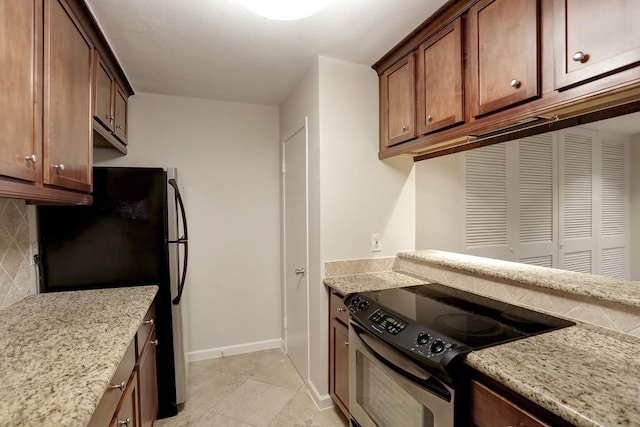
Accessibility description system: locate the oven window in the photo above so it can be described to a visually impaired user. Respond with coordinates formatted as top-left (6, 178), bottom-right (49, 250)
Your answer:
top-left (356, 351), bottom-right (435, 427)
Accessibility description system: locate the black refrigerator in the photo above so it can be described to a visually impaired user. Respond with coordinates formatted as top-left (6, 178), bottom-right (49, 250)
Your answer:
top-left (36, 167), bottom-right (188, 419)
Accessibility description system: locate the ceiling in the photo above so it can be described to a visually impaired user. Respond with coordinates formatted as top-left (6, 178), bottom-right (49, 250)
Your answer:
top-left (85, 0), bottom-right (449, 106)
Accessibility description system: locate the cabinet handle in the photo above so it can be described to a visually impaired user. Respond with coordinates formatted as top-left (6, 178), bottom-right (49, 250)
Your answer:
top-left (337, 307), bottom-right (346, 313)
top-left (108, 381), bottom-right (126, 391)
top-left (104, 114), bottom-right (114, 123)
top-left (426, 114), bottom-right (433, 122)
top-left (572, 51), bottom-right (588, 63)
top-left (53, 164), bottom-right (65, 172)
top-left (24, 154), bottom-right (37, 164)
top-left (401, 125), bottom-right (408, 131)
top-left (143, 318), bottom-right (154, 325)
top-left (117, 417), bottom-right (130, 426)
top-left (151, 339), bottom-right (159, 346)
top-left (509, 79), bottom-right (521, 89)
top-left (343, 341), bottom-right (349, 347)
top-left (115, 124), bottom-right (123, 130)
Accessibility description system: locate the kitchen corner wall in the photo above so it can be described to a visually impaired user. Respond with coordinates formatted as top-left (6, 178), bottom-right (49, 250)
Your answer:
top-left (0, 199), bottom-right (35, 309)
top-left (94, 93), bottom-right (281, 358)
top-left (280, 56), bottom-right (415, 405)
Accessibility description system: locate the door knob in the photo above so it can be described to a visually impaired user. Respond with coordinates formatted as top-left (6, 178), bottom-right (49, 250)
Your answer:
top-left (294, 268), bottom-right (305, 276)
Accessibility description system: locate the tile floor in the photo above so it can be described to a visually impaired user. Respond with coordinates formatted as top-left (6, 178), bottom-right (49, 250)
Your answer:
top-left (156, 349), bottom-right (349, 427)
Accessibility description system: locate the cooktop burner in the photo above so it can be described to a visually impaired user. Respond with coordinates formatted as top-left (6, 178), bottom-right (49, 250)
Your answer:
top-left (345, 283), bottom-right (574, 381)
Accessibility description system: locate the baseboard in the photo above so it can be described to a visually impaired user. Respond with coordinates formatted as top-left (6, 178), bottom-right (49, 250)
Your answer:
top-left (187, 338), bottom-right (283, 362)
top-left (307, 378), bottom-right (334, 411)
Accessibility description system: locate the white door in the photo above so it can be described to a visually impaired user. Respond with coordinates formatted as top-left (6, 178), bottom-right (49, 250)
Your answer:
top-left (282, 121), bottom-right (309, 381)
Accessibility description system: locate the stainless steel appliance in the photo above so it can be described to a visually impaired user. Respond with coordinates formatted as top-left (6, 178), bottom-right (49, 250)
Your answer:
top-left (37, 167), bottom-right (188, 419)
top-left (346, 284), bottom-right (574, 427)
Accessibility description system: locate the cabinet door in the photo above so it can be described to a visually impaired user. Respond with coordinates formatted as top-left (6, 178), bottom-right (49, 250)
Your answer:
top-left (329, 319), bottom-right (349, 414)
top-left (470, 0), bottom-right (540, 116)
top-left (416, 18), bottom-right (464, 135)
top-left (44, 0), bottom-right (93, 192)
top-left (113, 85), bottom-right (128, 144)
top-left (381, 54), bottom-right (416, 147)
top-left (94, 53), bottom-right (115, 131)
top-left (471, 381), bottom-right (549, 427)
top-left (0, 0), bottom-right (40, 183)
top-left (137, 328), bottom-right (158, 427)
top-left (113, 372), bottom-right (138, 427)
top-left (553, 0), bottom-right (640, 90)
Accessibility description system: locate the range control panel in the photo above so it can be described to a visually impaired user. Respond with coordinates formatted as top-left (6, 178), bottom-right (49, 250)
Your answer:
top-left (368, 309), bottom-right (407, 335)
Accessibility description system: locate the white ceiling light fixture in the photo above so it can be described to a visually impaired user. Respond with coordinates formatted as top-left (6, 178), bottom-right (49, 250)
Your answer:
top-left (237, 0), bottom-right (330, 21)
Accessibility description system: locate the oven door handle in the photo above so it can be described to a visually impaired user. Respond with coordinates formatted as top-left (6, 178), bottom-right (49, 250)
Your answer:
top-left (352, 322), bottom-right (452, 402)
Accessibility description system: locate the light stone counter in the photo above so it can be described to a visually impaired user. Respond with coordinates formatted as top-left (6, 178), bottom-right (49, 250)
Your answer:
top-left (323, 270), bottom-right (429, 295)
top-left (467, 323), bottom-right (640, 427)
top-left (399, 250), bottom-right (640, 309)
top-left (0, 286), bottom-right (158, 427)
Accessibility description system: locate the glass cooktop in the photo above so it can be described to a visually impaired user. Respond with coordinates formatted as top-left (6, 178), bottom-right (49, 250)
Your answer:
top-left (355, 283), bottom-right (575, 350)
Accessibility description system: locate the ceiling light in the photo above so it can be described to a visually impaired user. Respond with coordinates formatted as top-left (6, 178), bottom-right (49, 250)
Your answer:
top-left (237, 0), bottom-right (330, 21)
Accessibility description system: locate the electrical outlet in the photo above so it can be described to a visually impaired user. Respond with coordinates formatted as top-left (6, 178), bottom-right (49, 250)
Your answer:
top-left (371, 233), bottom-right (382, 252)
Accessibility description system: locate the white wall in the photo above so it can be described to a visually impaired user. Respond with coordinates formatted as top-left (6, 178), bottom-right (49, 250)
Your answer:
top-left (415, 152), bottom-right (464, 251)
top-left (94, 93), bottom-right (282, 355)
top-left (279, 56), bottom-right (415, 404)
top-left (631, 135), bottom-right (640, 280)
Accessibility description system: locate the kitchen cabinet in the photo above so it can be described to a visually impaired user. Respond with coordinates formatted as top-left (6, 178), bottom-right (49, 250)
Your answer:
top-left (44, 0), bottom-right (93, 193)
top-left (468, 0), bottom-right (540, 117)
top-left (416, 18), bottom-right (464, 135)
top-left (380, 54), bottom-right (416, 147)
top-left (94, 52), bottom-right (129, 146)
top-left (471, 380), bottom-right (550, 427)
top-left (0, 0), bottom-right (41, 184)
top-left (89, 304), bottom-right (158, 427)
top-left (552, 0), bottom-right (640, 90)
top-left (329, 291), bottom-right (349, 417)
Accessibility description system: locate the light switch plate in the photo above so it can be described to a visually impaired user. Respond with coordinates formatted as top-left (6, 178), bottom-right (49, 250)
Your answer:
top-left (371, 233), bottom-right (382, 252)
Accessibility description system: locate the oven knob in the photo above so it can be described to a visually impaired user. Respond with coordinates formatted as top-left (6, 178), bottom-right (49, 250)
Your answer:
top-left (430, 339), bottom-right (446, 354)
top-left (416, 332), bottom-right (430, 345)
top-left (357, 300), bottom-right (369, 311)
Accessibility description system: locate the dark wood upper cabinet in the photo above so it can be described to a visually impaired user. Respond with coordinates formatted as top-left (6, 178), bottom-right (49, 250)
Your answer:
top-left (94, 54), bottom-right (115, 131)
top-left (553, 0), bottom-right (640, 90)
top-left (44, 0), bottom-right (93, 193)
top-left (469, 0), bottom-right (541, 117)
top-left (114, 85), bottom-right (128, 144)
top-left (0, 0), bottom-right (41, 184)
top-left (381, 54), bottom-right (416, 147)
top-left (416, 18), bottom-right (464, 135)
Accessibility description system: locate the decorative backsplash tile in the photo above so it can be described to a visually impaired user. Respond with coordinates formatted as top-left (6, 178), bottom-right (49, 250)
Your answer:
top-left (0, 199), bottom-right (34, 309)
top-left (397, 258), bottom-right (640, 338)
top-left (325, 257), bottom-right (396, 277)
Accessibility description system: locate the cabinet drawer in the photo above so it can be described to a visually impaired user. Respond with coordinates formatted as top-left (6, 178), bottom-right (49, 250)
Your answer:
top-left (330, 292), bottom-right (349, 325)
top-left (136, 304), bottom-right (156, 355)
top-left (471, 380), bottom-right (549, 427)
top-left (88, 339), bottom-right (135, 427)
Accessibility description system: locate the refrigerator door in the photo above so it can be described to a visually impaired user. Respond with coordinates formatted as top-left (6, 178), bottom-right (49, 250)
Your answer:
top-left (166, 168), bottom-right (187, 404)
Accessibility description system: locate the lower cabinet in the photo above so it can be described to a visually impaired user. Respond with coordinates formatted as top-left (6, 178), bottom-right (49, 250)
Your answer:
top-left (329, 291), bottom-right (349, 418)
top-left (89, 305), bottom-right (158, 427)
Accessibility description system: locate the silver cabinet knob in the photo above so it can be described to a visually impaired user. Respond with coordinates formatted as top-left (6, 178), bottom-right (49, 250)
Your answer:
top-left (108, 381), bottom-right (126, 391)
top-left (401, 125), bottom-right (408, 131)
top-left (151, 339), bottom-right (159, 346)
top-left (104, 114), bottom-right (114, 123)
top-left (53, 164), bottom-right (65, 171)
top-left (24, 154), bottom-right (37, 163)
top-left (426, 114), bottom-right (433, 122)
top-left (115, 124), bottom-right (123, 130)
top-left (343, 341), bottom-right (349, 347)
top-left (572, 51), bottom-right (588, 63)
top-left (117, 418), bottom-right (130, 426)
top-left (510, 79), bottom-right (521, 88)
top-left (142, 318), bottom-right (154, 325)
top-left (294, 268), bottom-right (305, 276)
top-left (337, 307), bottom-right (346, 313)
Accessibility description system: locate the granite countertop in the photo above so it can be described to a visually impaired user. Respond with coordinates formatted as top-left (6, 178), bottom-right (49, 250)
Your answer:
top-left (324, 270), bottom-right (639, 426)
top-left (399, 250), bottom-right (640, 309)
top-left (323, 270), bottom-right (429, 294)
top-left (468, 323), bottom-right (640, 427)
top-left (0, 286), bottom-right (158, 427)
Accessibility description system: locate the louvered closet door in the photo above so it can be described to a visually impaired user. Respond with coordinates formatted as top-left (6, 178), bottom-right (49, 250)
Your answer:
top-left (558, 129), bottom-right (595, 274)
top-left (515, 134), bottom-right (557, 268)
top-left (598, 137), bottom-right (629, 279)
top-left (464, 143), bottom-right (510, 260)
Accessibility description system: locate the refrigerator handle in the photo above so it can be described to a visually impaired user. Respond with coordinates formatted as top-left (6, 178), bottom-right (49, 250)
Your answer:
top-left (168, 178), bottom-right (189, 305)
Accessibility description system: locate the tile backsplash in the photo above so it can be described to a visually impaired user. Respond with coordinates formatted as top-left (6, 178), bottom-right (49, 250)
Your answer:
top-left (0, 199), bottom-right (34, 308)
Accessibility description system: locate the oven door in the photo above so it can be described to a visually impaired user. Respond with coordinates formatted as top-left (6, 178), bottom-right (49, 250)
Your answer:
top-left (349, 322), bottom-right (455, 427)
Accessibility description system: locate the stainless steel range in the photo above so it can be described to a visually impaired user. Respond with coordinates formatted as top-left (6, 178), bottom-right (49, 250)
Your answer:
top-left (345, 284), bottom-right (574, 427)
